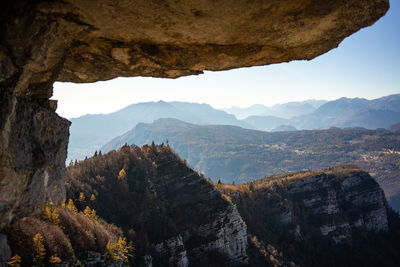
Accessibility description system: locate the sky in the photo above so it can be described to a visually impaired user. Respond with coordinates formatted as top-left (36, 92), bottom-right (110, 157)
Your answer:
top-left (52, 0), bottom-right (400, 119)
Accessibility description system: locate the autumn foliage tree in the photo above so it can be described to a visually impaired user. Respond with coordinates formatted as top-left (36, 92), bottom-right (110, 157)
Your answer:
top-left (33, 233), bottom-right (46, 266)
top-left (118, 169), bottom-right (127, 180)
top-left (66, 199), bottom-right (78, 214)
top-left (7, 254), bottom-right (21, 267)
top-left (43, 206), bottom-right (60, 225)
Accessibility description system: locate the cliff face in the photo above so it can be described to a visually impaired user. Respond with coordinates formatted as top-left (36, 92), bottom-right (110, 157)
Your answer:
top-left (218, 165), bottom-right (398, 266)
top-left (0, 97), bottom-right (70, 228)
top-left (66, 145), bottom-right (248, 266)
top-left (285, 169), bottom-right (388, 242)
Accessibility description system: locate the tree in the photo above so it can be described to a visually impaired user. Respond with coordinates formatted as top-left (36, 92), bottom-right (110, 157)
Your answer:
top-left (49, 256), bottom-right (62, 266)
top-left (44, 206), bottom-right (60, 225)
top-left (217, 179), bottom-right (222, 184)
top-left (79, 192), bottom-right (85, 202)
top-left (118, 169), bottom-right (127, 180)
top-left (84, 206), bottom-right (98, 222)
top-left (117, 237), bottom-right (133, 263)
top-left (106, 241), bottom-right (118, 261)
top-left (66, 199), bottom-right (78, 214)
top-left (7, 254), bottom-right (21, 267)
top-left (33, 233), bottom-right (46, 266)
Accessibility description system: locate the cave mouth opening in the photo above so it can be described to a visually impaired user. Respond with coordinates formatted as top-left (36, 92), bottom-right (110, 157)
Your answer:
top-left (0, 0), bottom-right (390, 229)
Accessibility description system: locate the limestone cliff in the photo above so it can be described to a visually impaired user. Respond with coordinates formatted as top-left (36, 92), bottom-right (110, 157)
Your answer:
top-left (0, 0), bottom-right (389, 228)
top-left (0, 98), bottom-right (70, 228)
top-left (218, 165), bottom-right (398, 266)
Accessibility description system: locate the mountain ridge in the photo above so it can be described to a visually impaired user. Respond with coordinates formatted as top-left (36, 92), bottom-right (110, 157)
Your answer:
top-left (101, 118), bottom-right (400, 211)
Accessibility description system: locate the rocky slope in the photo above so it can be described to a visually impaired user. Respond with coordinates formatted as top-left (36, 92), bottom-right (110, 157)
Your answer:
top-left (218, 165), bottom-right (400, 266)
top-left (66, 144), bottom-right (248, 266)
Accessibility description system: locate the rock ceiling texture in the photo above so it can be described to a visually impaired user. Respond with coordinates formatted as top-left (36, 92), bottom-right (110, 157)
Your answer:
top-left (0, 0), bottom-right (389, 228)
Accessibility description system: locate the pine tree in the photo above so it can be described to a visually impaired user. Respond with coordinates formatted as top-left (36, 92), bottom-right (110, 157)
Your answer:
top-left (66, 199), bottom-right (78, 214)
top-left (106, 241), bottom-right (118, 261)
top-left (118, 169), bottom-right (127, 180)
top-left (83, 206), bottom-right (92, 217)
top-left (79, 192), bottom-right (85, 202)
top-left (7, 254), bottom-right (21, 267)
top-left (49, 256), bottom-right (62, 266)
top-left (44, 206), bottom-right (60, 225)
top-left (84, 206), bottom-right (98, 222)
top-left (117, 237), bottom-right (133, 263)
top-left (33, 233), bottom-right (46, 266)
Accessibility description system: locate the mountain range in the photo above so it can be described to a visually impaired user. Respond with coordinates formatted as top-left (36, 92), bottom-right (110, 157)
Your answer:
top-left (223, 100), bottom-right (327, 119)
top-left (101, 118), bottom-right (400, 211)
top-left (68, 101), bottom-right (252, 161)
top-left (68, 94), bottom-right (400, 162)
top-left (242, 94), bottom-right (400, 131)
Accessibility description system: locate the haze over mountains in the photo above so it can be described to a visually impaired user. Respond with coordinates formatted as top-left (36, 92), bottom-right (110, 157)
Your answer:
top-left (101, 118), bottom-right (400, 211)
top-left (68, 94), bottom-right (400, 162)
top-left (241, 94), bottom-right (400, 131)
top-left (224, 99), bottom-right (327, 119)
top-left (68, 101), bottom-right (251, 161)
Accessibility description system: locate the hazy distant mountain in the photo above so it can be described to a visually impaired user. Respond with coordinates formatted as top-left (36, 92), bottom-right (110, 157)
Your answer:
top-left (223, 99), bottom-right (327, 119)
top-left (271, 125), bottom-right (297, 132)
top-left (341, 109), bottom-right (400, 129)
top-left (69, 94), bottom-right (400, 161)
top-left (290, 94), bottom-right (400, 130)
top-left (223, 104), bottom-right (269, 119)
top-left (262, 101), bottom-right (318, 118)
top-left (369, 94), bottom-right (400, 112)
top-left (68, 101), bottom-right (252, 161)
top-left (101, 118), bottom-right (400, 210)
top-left (243, 115), bottom-right (288, 131)
top-left (389, 123), bottom-right (400, 133)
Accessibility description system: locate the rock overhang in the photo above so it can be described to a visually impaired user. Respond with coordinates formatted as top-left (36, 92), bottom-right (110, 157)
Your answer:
top-left (2, 0), bottom-right (390, 90)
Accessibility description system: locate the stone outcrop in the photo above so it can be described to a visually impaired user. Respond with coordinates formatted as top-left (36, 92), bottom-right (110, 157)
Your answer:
top-left (0, 0), bottom-right (389, 228)
top-left (219, 165), bottom-right (394, 265)
top-left (221, 165), bottom-right (391, 244)
top-left (285, 168), bottom-right (389, 242)
top-left (188, 205), bottom-right (248, 265)
top-left (146, 148), bottom-right (248, 265)
top-left (0, 97), bottom-right (70, 228)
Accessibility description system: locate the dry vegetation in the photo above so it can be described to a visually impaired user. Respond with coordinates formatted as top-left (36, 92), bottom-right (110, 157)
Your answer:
top-left (3, 203), bottom-right (129, 266)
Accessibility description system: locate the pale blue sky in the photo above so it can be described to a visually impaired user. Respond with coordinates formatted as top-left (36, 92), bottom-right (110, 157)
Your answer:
top-left (53, 0), bottom-right (400, 119)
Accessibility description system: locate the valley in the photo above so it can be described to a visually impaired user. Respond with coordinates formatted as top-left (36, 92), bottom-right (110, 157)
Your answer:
top-left (102, 118), bottom-right (400, 211)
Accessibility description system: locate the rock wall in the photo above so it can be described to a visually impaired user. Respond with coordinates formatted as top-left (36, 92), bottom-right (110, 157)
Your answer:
top-left (146, 150), bottom-right (248, 265)
top-left (286, 170), bottom-right (389, 242)
top-left (188, 205), bottom-right (248, 265)
top-left (222, 165), bottom-right (390, 245)
top-left (0, 0), bottom-right (389, 229)
top-left (0, 96), bottom-right (70, 228)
